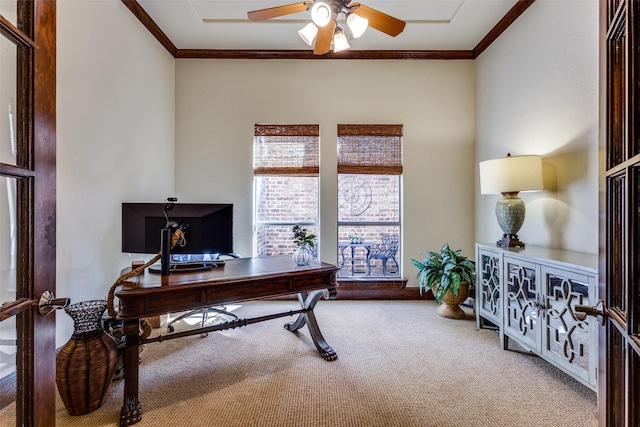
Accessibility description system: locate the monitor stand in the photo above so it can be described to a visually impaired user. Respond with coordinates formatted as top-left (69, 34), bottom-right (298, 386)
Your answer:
top-left (148, 260), bottom-right (225, 274)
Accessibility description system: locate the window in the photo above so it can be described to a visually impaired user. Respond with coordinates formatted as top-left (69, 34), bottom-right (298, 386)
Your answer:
top-left (337, 124), bottom-right (402, 278)
top-left (253, 124), bottom-right (320, 257)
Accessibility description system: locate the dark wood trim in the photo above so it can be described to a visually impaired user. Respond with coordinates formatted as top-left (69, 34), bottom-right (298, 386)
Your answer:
top-left (0, 163), bottom-right (35, 178)
top-left (30, 0), bottom-right (57, 425)
top-left (0, 298), bottom-right (31, 321)
top-left (472, 0), bottom-right (536, 58)
top-left (123, 0), bottom-right (533, 60)
top-left (120, 0), bottom-right (177, 57)
top-left (175, 49), bottom-right (474, 60)
top-left (0, 14), bottom-right (35, 48)
top-left (334, 279), bottom-right (428, 300)
top-left (597, 4), bottom-right (607, 424)
top-left (336, 286), bottom-right (424, 300)
top-left (14, 3), bottom-right (34, 425)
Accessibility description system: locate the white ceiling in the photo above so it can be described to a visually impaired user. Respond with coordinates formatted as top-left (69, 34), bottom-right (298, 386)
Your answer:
top-left (136, 0), bottom-right (520, 51)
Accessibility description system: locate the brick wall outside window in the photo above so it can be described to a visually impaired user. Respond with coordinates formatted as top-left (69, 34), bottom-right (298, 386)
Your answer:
top-left (255, 176), bottom-right (318, 257)
top-left (338, 174), bottom-right (400, 277)
top-left (253, 124), bottom-right (401, 278)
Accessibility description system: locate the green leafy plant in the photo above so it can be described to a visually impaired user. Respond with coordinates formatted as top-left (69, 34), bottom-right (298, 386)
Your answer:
top-left (292, 225), bottom-right (316, 247)
top-left (348, 233), bottom-right (363, 244)
top-left (411, 243), bottom-right (476, 304)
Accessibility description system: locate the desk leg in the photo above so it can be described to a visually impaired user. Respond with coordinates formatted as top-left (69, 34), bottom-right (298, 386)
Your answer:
top-left (120, 319), bottom-right (142, 426)
top-left (284, 289), bottom-right (338, 361)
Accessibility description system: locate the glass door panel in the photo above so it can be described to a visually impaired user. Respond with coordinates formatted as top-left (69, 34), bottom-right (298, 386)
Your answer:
top-left (0, 175), bottom-right (16, 414)
top-left (0, 34), bottom-right (16, 166)
top-left (607, 23), bottom-right (626, 166)
top-left (608, 173), bottom-right (626, 315)
top-left (0, 0), bottom-right (18, 28)
top-left (0, 317), bottom-right (16, 414)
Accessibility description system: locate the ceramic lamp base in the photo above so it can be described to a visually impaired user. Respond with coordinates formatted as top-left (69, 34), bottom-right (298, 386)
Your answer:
top-left (495, 192), bottom-right (526, 247)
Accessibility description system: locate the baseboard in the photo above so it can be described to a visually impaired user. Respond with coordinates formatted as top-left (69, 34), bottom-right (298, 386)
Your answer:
top-left (335, 278), bottom-right (428, 300)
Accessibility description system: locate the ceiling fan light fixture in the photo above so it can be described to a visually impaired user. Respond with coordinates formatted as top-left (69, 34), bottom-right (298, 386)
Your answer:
top-left (347, 13), bottom-right (368, 39)
top-left (333, 27), bottom-right (350, 52)
top-left (311, 2), bottom-right (332, 27)
top-left (298, 22), bottom-right (318, 46)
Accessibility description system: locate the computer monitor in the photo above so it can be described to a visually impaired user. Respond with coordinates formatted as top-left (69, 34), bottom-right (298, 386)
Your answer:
top-left (121, 202), bottom-right (234, 256)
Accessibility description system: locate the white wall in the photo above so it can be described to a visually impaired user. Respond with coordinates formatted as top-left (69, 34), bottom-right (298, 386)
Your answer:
top-left (175, 59), bottom-right (477, 280)
top-left (52, 0), bottom-right (599, 348)
top-left (475, 0), bottom-right (599, 253)
top-left (56, 0), bottom-right (175, 342)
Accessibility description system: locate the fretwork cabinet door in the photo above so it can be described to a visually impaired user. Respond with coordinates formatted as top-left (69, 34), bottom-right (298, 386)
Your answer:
top-left (541, 266), bottom-right (598, 389)
top-left (475, 245), bottom-right (502, 330)
top-left (503, 256), bottom-right (540, 352)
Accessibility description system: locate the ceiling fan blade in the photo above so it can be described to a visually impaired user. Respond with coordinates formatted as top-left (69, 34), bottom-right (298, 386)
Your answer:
top-left (351, 3), bottom-right (406, 37)
top-left (247, 2), bottom-right (309, 22)
top-left (313, 21), bottom-right (335, 55)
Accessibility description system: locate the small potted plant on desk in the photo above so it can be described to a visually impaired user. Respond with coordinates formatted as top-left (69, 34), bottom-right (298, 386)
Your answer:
top-left (292, 225), bottom-right (316, 266)
top-left (411, 243), bottom-right (476, 319)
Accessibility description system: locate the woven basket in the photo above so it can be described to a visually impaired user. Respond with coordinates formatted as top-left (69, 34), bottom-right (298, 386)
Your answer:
top-left (56, 300), bottom-right (118, 416)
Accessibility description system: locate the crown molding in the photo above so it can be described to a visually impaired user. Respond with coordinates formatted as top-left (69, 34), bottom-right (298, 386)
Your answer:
top-left (122, 0), bottom-right (536, 60)
top-left (175, 49), bottom-right (474, 60)
top-left (121, 0), bottom-right (177, 56)
top-left (473, 0), bottom-right (536, 58)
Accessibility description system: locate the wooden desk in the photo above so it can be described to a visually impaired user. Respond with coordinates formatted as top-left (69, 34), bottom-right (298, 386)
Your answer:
top-left (114, 256), bottom-right (339, 426)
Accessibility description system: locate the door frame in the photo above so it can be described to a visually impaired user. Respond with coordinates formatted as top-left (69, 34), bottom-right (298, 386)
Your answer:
top-left (0, 1), bottom-right (57, 425)
top-left (599, 0), bottom-right (640, 425)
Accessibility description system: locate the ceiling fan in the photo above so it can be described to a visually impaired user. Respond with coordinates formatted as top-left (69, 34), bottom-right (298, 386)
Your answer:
top-left (247, 1), bottom-right (406, 55)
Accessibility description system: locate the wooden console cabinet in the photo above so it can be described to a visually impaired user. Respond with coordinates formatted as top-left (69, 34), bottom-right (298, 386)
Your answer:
top-left (475, 243), bottom-right (598, 391)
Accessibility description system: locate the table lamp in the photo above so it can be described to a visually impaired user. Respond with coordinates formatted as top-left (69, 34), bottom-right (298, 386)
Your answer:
top-left (479, 153), bottom-right (543, 248)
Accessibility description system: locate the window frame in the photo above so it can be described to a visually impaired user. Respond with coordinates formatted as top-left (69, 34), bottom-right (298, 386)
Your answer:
top-left (336, 124), bottom-right (403, 278)
top-left (252, 124), bottom-right (320, 258)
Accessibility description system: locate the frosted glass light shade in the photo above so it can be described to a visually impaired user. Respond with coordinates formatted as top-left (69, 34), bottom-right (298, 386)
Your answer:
top-left (333, 28), bottom-right (350, 52)
top-left (479, 155), bottom-right (543, 194)
top-left (298, 22), bottom-right (318, 46)
top-left (347, 13), bottom-right (368, 38)
top-left (311, 2), bottom-right (332, 27)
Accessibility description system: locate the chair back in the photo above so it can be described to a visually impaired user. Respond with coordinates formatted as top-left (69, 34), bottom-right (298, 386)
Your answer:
top-left (371, 235), bottom-right (399, 257)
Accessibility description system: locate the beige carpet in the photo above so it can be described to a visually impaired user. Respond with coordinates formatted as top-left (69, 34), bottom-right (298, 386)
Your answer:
top-left (2, 300), bottom-right (597, 426)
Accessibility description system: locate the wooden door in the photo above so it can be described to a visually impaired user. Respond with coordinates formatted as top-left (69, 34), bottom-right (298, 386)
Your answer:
top-left (0, 1), bottom-right (57, 426)
top-left (599, 0), bottom-right (640, 425)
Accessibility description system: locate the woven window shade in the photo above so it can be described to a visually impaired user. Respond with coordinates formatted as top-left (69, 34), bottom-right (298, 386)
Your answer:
top-left (253, 124), bottom-right (320, 176)
top-left (337, 124), bottom-right (403, 175)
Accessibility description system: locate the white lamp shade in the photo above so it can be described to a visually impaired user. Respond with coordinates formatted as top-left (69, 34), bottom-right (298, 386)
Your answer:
top-left (347, 13), bottom-right (368, 38)
top-left (298, 22), bottom-right (318, 46)
top-left (479, 155), bottom-right (543, 194)
top-left (333, 28), bottom-right (350, 52)
top-left (311, 2), bottom-right (332, 27)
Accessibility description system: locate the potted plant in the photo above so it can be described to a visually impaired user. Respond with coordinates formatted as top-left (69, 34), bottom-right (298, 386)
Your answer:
top-left (348, 233), bottom-right (363, 244)
top-left (292, 225), bottom-right (316, 266)
top-left (411, 243), bottom-right (476, 319)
